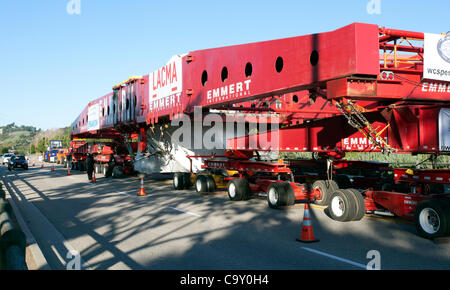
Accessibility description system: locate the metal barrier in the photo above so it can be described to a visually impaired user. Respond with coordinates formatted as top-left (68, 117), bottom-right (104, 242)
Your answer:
top-left (0, 185), bottom-right (28, 270)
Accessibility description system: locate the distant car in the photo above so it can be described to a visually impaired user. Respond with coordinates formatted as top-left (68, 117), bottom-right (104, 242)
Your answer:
top-left (8, 155), bottom-right (28, 171)
top-left (2, 153), bottom-right (15, 165)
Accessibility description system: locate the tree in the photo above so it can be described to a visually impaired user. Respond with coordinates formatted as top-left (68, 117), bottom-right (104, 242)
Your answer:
top-left (29, 143), bottom-right (36, 154)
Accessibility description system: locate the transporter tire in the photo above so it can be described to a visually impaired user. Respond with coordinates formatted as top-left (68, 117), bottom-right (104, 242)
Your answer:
top-left (414, 199), bottom-right (450, 239)
top-left (205, 175), bottom-right (216, 192)
top-left (183, 173), bottom-right (192, 189)
top-left (267, 183), bottom-right (284, 209)
top-left (328, 189), bottom-right (357, 222)
top-left (112, 166), bottom-right (125, 178)
top-left (346, 188), bottom-right (366, 221)
top-left (173, 173), bottom-right (185, 190)
top-left (280, 182), bottom-right (296, 206)
top-left (195, 175), bottom-right (209, 193)
top-left (312, 180), bottom-right (339, 206)
top-left (227, 178), bottom-right (251, 201)
top-left (267, 182), bottom-right (296, 209)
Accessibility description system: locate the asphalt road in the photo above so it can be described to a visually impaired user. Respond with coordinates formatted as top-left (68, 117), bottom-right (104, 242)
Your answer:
top-left (1, 164), bottom-right (450, 270)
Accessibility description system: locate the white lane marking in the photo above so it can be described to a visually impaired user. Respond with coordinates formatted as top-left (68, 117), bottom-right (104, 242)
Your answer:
top-left (168, 206), bottom-right (202, 217)
top-left (117, 191), bottom-right (131, 196)
top-left (301, 247), bottom-right (367, 269)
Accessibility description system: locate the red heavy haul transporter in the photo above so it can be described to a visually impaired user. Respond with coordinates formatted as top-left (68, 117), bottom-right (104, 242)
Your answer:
top-left (68, 138), bottom-right (137, 177)
top-left (70, 23), bottom-right (450, 238)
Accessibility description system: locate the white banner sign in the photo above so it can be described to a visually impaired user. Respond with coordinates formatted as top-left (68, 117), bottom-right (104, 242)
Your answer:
top-left (149, 54), bottom-right (185, 112)
top-left (439, 108), bottom-right (450, 151)
top-left (424, 33), bottom-right (450, 82)
top-left (88, 103), bottom-right (100, 131)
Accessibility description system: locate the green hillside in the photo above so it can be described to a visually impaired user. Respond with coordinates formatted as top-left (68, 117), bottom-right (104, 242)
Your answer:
top-left (0, 123), bottom-right (71, 155)
top-left (0, 123), bottom-right (39, 154)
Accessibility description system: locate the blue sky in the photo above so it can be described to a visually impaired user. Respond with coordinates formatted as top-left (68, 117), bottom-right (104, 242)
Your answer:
top-left (0, 0), bottom-right (449, 130)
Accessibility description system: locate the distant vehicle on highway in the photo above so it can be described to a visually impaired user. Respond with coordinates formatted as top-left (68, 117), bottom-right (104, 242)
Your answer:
top-left (8, 155), bottom-right (28, 171)
top-left (2, 153), bottom-right (15, 165)
top-left (44, 140), bottom-right (63, 163)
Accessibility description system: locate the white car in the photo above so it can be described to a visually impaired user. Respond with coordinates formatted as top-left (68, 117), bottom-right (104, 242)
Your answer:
top-left (2, 153), bottom-right (15, 165)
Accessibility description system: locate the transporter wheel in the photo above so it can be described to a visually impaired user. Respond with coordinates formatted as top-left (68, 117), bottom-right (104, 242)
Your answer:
top-left (227, 178), bottom-right (251, 201)
top-left (280, 182), bottom-right (296, 206)
top-left (173, 173), bottom-right (185, 190)
top-left (345, 189), bottom-right (366, 221)
top-left (112, 166), bottom-right (125, 178)
top-left (414, 199), bottom-right (450, 239)
top-left (183, 173), bottom-right (193, 189)
top-left (312, 180), bottom-right (339, 206)
top-left (328, 189), bottom-right (357, 222)
top-left (267, 183), bottom-right (285, 209)
top-left (205, 175), bottom-right (216, 192)
top-left (195, 175), bottom-right (209, 193)
top-left (267, 182), bottom-right (296, 209)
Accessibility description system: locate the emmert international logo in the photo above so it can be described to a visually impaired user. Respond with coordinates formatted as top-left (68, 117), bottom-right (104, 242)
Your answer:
top-left (437, 34), bottom-right (450, 63)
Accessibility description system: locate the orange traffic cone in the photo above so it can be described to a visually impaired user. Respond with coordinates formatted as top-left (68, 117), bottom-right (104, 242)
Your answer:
top-left (67, 168), bottom-right (71, 176)
top-left (296, 203), bottom-right (319, 243)
top-left (91, 172), bottom-right (96, 183)
top-left (41, 163), bottom-right (44, 169)
top-left (138, 177), bottom-right (146, 196)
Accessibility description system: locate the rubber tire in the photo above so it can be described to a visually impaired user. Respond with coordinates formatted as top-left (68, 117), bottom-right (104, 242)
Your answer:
top-left (112, 166), bottom-right (124, 178)
top-left (183, 173), bottom-right (192, 189)
top-left (328, 189), bottom-right (357, 222)
top-left (278, 182), bottom-right (296, 206)
top-left (414, 199), bottom-right (450, 239)
top-left (267, 183), bottom-right (284, 209)
top-left (205, 175), bottom-right (216, 192)
top-left (227, 178), bottom-right (251, 201)
top-left (267, 182), bottom-right (295, 209)
top-left (345, 189), bottom-right (366, 221)
top-left (173, 173), bottom-right (185, 190)
top-left (312, 180), bottom-right (339, 206)
top-left (195, 175), bottom-right (209, 193)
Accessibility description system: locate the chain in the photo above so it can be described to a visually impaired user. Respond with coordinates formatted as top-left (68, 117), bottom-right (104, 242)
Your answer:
top-left (335, 101), bottom-right (394, 154)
